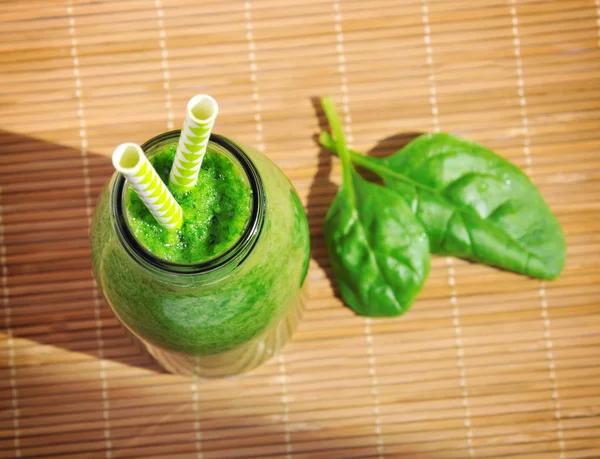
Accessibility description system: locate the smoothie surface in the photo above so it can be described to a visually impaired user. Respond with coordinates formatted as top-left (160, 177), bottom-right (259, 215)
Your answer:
top-left (125, 144), bottom-right (252, 264)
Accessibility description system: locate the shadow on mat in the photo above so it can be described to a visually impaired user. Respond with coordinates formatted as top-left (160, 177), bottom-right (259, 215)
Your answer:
top-left (0, 129), bottom-right (164, 373)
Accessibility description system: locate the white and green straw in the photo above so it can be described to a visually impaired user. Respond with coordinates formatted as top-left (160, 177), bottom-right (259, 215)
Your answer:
top-left (113, 143), bottom-right (183, 230)
top-left (169, 94), bottom-right (219, 188)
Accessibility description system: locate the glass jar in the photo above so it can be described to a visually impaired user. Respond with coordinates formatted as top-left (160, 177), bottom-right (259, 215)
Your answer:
top-left (91, 131), bottom-right (310, 378)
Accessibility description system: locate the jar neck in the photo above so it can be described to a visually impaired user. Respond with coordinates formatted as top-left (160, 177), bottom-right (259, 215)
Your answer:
top-left (111, 130), bottom-right (265, 283)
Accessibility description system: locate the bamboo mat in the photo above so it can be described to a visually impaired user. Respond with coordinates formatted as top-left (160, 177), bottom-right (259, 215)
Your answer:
top-left (1, 0), bottom-right (600, 457)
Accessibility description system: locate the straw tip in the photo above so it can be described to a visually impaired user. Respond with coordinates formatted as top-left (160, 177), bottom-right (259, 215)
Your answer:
top-left (112, 142), bottom-right (144, 174)
top-left (187, 94), bottom-right (219, 123)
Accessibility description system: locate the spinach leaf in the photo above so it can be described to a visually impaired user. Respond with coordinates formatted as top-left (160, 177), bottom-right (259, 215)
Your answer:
top-left (321, 97), bottom-right (430, 317)
top-left (320, 132), bottom-right (566, 280)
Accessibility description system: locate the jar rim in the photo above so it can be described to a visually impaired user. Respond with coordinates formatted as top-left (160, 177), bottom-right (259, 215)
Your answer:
top-left (111, 130), bottom-right (265, 275)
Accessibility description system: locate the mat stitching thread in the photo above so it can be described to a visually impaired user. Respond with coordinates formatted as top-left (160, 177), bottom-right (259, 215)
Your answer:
top-left (191, 357), bottom-right (203, 459)
top-left (1, 191), bottom-right (20, 458)
top-left (508, 3), bottom-right (533, 177)
top-left (509, 3), bottom-right (565, 457)
top-left (244, 2), bottom-right (265, 153)
top-left (333, 2), bottom-right (384, 457)
top-left (278, 354), bottom-right (293, 458)
top-left (66, 4), bottom-right (112, 457)
top-left (363, 319), bottom-right (385, 457)
top-left (596, 0), bottom-right (600, 51)
top-left (332, 2), bottom-right (354, 145)
top-left (154, 0), bottom-right (174, 130)
top-left (244, 3), bottom-right (292, 456)
top-left (421, 2), bottom-right (475, 456)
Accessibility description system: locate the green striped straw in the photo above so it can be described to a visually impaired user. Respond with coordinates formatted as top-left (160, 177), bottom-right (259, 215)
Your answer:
top-left (169, 94), bottom-right (219, 188)
top-left (112, 143), bottom-right (183, 230)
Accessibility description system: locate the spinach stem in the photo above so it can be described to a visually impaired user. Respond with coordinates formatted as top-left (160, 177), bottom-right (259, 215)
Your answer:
top-left (319, 131), bottom-right (437, 194)
top-left (320, 97), bottom-right (354, 193)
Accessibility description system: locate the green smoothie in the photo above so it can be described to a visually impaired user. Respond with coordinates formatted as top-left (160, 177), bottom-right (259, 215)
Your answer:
top-left (91, 132), bottom-right (310, 377)
top-left (125, 145), bottom-right (252, 264)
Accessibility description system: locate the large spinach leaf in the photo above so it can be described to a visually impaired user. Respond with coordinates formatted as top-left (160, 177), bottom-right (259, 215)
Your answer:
top-left (320, 132), bottom-right (566, 280)
top-left (321, 97), bottom-right (430, 317)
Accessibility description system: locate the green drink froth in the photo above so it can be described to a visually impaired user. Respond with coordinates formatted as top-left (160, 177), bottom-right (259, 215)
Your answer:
top-left (125, 145), bottom-right (252, 264)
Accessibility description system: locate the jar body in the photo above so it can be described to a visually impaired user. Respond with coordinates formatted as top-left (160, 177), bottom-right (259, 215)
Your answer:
top-left (90, 132), bottom-right (310, 378)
